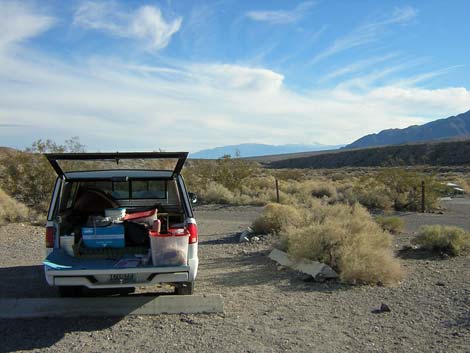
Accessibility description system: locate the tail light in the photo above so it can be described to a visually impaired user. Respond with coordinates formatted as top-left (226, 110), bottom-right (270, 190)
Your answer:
top-left (45, 226), bottom-right (55, 248)
top-left (187, 223), bottom-right (198, 244)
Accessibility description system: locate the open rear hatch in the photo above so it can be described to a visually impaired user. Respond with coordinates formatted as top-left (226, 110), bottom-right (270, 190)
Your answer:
top-left (45, 152), bottom-right (188, 179)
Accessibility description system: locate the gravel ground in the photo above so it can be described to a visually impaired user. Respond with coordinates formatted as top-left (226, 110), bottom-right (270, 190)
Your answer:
top-left (0, 202), bottom-right (469, 353)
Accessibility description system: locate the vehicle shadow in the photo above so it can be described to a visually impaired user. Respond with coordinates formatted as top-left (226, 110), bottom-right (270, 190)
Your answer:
top-left (0, 265), bottom-right (57, 298)
top-left (0, 316), bottom-right (123, 353)
top-left (0, 265), bottom-right (173, 352)
top-left (198, 232), bottom-right (240, 245)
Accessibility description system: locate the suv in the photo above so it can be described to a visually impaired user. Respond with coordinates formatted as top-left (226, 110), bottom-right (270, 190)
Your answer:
top-left (43, 152), bottom-right (198, 296)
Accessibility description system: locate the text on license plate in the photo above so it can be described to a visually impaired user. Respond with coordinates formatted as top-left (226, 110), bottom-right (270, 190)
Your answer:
top-left (109, 273), bottom-right (136, 283)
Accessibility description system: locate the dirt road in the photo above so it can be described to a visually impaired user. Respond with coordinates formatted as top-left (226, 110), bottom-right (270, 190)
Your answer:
top-left (0, 203), bottom-right (468, 353)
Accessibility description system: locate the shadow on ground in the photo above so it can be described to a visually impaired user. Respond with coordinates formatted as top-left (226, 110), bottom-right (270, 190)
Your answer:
top-left (0, 316), bottom-right (123, 353)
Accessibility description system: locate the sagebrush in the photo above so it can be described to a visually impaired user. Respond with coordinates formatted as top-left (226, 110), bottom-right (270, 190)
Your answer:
top-left (413, 225), bottom-right (470, 256)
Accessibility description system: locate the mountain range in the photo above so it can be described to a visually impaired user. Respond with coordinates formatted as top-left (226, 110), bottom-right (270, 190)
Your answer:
top-left (346, 110), bottom-right (470, 149)
top-left (190, 143), bottom-right (344, 159)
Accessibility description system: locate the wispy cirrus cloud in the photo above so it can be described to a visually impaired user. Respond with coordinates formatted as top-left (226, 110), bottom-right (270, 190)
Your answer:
top-left (0, 1), bottom-right (54, 51)
top-left (74, 1), bottom-right (181, 51)
top-left (246, 1), bottom-right (316, 24)
top-left (312, 6), bottom-right (417, 64)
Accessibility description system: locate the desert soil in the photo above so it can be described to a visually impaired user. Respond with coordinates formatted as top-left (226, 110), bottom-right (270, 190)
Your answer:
top-left (0, 201), bottom-right (469, 353)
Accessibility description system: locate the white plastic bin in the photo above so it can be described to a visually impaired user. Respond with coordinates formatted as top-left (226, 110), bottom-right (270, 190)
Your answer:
top-left (149, 230), bottom-right (189, 266)
top-left (60, 236), bottom-right (75, 256)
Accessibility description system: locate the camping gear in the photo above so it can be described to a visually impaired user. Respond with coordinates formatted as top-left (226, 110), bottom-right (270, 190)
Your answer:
top-left (82, 224), bottom-right (125, 248)
top-left (123, 208), bottom-right (157, 226)
top-left (149, 229), bottom-right (189, 266)
top-left (124, 221), bottom-right (150, 247)
top-left (105, 208), bottom-right (126, 221)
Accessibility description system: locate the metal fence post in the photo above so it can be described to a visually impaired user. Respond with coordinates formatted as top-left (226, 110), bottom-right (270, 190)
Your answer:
top-left (276, 179), bottom-right (280, 203)
top-left (421, 180), bottom-right (425, 213)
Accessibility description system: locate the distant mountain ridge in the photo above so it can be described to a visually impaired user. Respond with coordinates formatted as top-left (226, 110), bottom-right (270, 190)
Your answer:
top-left (191, 143), bottom-right (344, 159)
top-left (346, 110), bottom-right (470, 149)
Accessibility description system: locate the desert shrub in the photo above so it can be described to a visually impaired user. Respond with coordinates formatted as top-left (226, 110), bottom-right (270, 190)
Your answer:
top-left (251, 203), bottom-right (304, 235)
top-left (413, 225), bottom-right (470, 256)
top-left (375, 216), bottom-right (404, 234)
top-left (310, 182), bottom-right (337, 199)
top-left (277, 202), bottom-right (403, 285)
top-left (201, 182), bottom-right (234, 204)
top-left (0, 187), bottom-right (29, 225)
top-left (0, 137), bottom-right (85, 211)
top-left (376, 168), bottom-right (443, 211)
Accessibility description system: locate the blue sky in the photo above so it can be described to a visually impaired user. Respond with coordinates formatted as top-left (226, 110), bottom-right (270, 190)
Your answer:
top-left (0, 0), bottom-right (469, 152)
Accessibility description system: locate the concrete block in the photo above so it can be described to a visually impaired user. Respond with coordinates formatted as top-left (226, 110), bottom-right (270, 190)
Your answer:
top-left (268, 248), bottom-right (338, 280)
top-left (0, 294), bottom-right (224, 318)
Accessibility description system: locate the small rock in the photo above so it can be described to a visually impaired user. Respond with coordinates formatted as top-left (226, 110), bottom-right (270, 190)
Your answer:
top-left (180, 317), bottom-right (196, 325)
top-left (435, 281), bottom-right (446, 287)
top-left (239, 236), bottom-right (250, 243)
top-left (251, 236), bottom-right (260, 242)
top-left (380, 303), bottom-right (391, 312)
top-left (372, 303), bottom-right (391, 314)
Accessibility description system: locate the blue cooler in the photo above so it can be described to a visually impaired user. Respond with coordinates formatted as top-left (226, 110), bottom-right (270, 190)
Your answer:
top-left (81, 224), bottom-right (125, 248)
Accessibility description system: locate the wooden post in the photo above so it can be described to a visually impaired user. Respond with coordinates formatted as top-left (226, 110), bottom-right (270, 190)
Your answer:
top-left (421, 180), bottom-right (425, 213)
top-left (275, 179), bottom-right (280, 203)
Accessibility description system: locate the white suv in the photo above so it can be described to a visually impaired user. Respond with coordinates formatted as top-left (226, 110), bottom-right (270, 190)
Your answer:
top-left (43, 152), bottom-right (198, 296)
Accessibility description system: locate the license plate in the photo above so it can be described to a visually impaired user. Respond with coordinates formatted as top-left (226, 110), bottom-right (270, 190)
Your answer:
top-left (108, 273), bottom-right (136, 284)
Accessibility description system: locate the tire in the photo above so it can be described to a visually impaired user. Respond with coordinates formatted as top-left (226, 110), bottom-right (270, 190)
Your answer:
top-left (175, 282), bottom-right (194, 295)
top-left (58, 286), bottom-right (82, 297)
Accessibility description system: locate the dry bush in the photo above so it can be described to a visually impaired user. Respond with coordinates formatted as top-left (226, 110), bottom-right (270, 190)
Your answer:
top-left (310, 182), bottom-right (337, 199)
top-left (277, 202), bottom-right (403, 285)
top-left (251, 203), bottom-right (305, 235)
top-left (375, 216), bottom-right (404, 234)
top-left (0, 188), bottom-right (29, 225)
top-left (201, 182), bottom-right (234, 204)
top-left (413, 225), bottom-right (470, 256)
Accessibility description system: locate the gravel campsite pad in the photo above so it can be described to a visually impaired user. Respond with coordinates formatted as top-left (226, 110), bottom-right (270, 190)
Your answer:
top-left (0, 201), bottom-right (469, 353)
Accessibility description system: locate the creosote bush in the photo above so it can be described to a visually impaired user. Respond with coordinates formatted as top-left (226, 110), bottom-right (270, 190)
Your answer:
top-left (253, 201), bottom-right (404, 286)
top-left (375, 216), bottom-right (404, 234)
top-left (0, 188), bottom-right (29, 225)
top-left (413, 225), bottom-right (470, 256)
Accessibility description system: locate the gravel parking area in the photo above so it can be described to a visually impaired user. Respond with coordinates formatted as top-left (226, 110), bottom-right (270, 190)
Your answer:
top-left (0, 203), bottom-right (469, 353)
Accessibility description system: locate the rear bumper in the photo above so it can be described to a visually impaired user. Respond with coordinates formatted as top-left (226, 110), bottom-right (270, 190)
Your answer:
top-left (45, 258), bottom-right (198, 289)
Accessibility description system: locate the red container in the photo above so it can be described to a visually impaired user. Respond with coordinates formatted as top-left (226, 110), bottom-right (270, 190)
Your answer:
top-left (123, 209), bottom-right (157, 226)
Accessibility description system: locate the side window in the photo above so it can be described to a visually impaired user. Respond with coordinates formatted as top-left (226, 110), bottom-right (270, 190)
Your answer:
top-left (112, 181), bottom-right (129, 199)
top-left (66, 183), bottom-right (79, 209)
top-left (131, 180), bottom-right (167, 199)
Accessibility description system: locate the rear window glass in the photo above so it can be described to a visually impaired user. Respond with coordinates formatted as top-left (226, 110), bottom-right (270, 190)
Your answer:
top-left (79, 180), bottom-right (167, 199)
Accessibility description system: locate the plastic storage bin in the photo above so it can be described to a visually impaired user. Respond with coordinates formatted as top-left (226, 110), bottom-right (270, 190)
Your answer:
top-left (105, 208), bottom-right (126, 221)
top-left (60, 236), bottom-right (75, 256)
top-left (149, 229), bottom-right (189, 266)
top-left (82, 224), bottom-right (125, 248)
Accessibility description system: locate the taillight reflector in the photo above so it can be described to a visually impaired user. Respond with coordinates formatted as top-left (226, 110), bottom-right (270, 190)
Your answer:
top-left (187, 223), bottom-right (198, 244)
top-left (45, 226), bottom-right (55, 248)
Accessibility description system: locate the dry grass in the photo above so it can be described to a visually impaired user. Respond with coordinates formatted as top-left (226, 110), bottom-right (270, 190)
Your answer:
top-left (413, 225), bottom-right (470, 256)
top-left (254, 201), bottom-right (404, 285)
top-left (0, 187), bottom-right (29, 225)
top-left (375, 216), bottom-right (404, 234)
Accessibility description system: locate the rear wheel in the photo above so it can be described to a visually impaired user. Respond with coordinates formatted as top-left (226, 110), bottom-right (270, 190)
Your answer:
top-left (58, 286), bottom-right (82, 297)
top-left (175, 282), bottom-right (194, 295)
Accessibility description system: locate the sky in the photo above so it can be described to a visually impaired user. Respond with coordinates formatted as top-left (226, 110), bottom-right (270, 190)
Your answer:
top-left (0, 0), bottom-right (469, 152)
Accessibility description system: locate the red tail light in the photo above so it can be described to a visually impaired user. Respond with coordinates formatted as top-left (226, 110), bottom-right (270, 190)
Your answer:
top-left (187, 223), bottom-right (198, 244)
top-left (45, 226), bottom-right (55, 248)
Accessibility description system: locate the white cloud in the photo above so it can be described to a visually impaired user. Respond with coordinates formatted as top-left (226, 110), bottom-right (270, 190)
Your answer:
top-left (74, 1), bottom-right (181, 50)
top-left (246, 1), bottom-right (316, 24)
top-left (312, 6), bottom-right (417, 63)
top-left (0, 1), bottom-right (54, 51)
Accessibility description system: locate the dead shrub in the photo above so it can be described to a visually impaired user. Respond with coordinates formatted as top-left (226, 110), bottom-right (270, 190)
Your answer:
top-left (375, 216), bottom-right (404, 234)
top-left (280, 203), bottom-right (403, 285)
top-left (0, 188), bottom-right (29, 225)
top-left (413, 225), bottom-right (470, 256)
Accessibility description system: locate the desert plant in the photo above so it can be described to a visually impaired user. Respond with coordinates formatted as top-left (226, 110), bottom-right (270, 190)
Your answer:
top-left (251, 203), bottom-right (305, 235)
top-left (413, 225), bottom-right (470, 256)
top-left (261, 201), bottom-right (404, 285)
top-left (0, 137), bottom-right (85, 212)
top-left (375, 216), bottom-right (404, 234)
top-left (0, 187), bottom-right (29, 225)
top-left (201, 182), bottom-right (235, 204)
